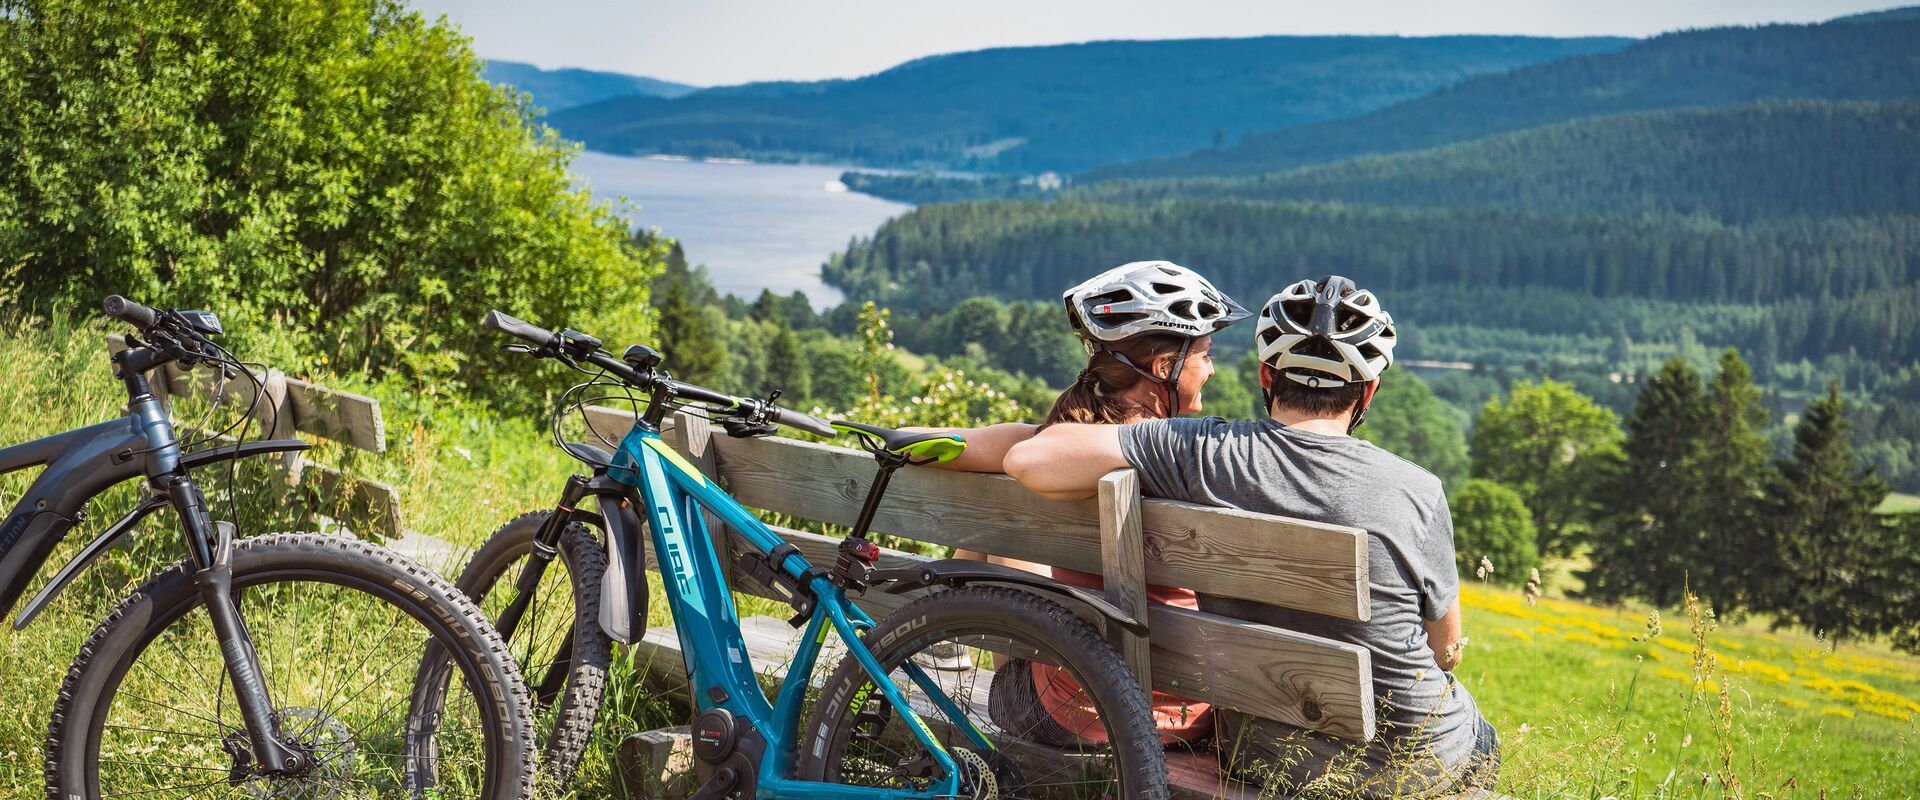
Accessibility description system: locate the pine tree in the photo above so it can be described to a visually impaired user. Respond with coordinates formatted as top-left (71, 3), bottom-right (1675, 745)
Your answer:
top-left (1584, 359), bottom-right (1707, 607)
top-left (652, 244), bottom-right (725, 386)
top-left (1762, 385), bottom-right (1892, 648)
top-left (1691, 349), bottom-right (1774, 618)
top-left (763, 324), bottom-right (812, 402)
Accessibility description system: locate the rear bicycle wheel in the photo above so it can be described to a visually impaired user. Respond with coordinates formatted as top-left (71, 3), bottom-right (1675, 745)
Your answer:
top-left (45, 533), bottom-right (536, 800)
top-left (798, 585), bottom-right (1168, 799)
top-left (418, 511), bottom-right (611, 788)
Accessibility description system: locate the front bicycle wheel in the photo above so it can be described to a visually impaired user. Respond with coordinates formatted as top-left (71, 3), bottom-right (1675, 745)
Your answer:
top-left (45, 534), bottom-right (536, 800)
top-left (798, 585), bottom-right (1168, 799)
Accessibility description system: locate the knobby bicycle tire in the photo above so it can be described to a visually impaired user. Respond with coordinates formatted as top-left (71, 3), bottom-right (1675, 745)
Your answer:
top-left (441, 511), bottom-right (611, 789)
top-left (44, 533), bottom-right (537, 800)
top-left (798, 584), bottom-right (1169, 799)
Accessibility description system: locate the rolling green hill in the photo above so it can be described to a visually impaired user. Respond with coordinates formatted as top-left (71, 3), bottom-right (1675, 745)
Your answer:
top-left (544, 35), bottom-right (1628, 173)
top-left (1075, 101), bottom-right (1920, 224)
top-left (482, 59), bottom-right (697, 110)
top-left (1088, 18), bottom-right (1920, 181)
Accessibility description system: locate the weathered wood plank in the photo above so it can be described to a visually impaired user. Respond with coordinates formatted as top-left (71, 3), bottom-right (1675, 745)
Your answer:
top-left (1148, 604), bottom-right (1374, 741)
top-left (697, 432), bottom-right (1368, 620)
top-left (1099, 469), bottom-right (1153, 691)
top-left (293, 461), bottom-right (403, 540)
top-left (674, 411), bottom-right (733, 589)
top-left (284, 377), bottom-right (385, 453)
top-left (1142, 500), bottom-right (1371, 623)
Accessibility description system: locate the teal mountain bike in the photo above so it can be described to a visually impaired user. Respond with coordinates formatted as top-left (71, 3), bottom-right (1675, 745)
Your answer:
top-left (421, 311), bottom-right (1168, 798)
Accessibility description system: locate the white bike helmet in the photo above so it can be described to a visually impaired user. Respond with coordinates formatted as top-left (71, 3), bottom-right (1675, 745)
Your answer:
top-left (1063, 261), bottom-right (1250, 344)
top-left (1061, 261), bottom-right (1250, 416)
top-left (1255, 275), bottom-right (1397, 430)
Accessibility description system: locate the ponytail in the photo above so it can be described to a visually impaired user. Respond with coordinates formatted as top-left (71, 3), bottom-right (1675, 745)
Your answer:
top-left (1041, 335), bottom-right (1189, 428)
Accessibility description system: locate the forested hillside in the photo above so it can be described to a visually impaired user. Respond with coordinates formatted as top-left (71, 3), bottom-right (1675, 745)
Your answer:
top-left (482, 59), bottom-right (697, 109)
top-left (1075, 101), bottom-right (1920, 224)
top-left (545, 35), bottom-right (1627, 172)
top-left (1090, 19), bottom-right (1920, 181)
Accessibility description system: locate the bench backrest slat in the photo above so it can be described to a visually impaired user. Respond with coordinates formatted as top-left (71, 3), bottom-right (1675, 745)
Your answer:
top-left (652, 421), bottom-right (1369, 622)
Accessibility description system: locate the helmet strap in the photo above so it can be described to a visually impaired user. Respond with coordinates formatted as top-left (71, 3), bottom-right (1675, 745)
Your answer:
top-left (1347, 379), bottom-right (1381, 434)
top-left (1106, 338), bottom-right (1192, 418)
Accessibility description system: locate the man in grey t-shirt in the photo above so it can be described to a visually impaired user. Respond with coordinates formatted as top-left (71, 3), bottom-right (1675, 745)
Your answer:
top-left (1005, 276), bottom-right (1498, 797)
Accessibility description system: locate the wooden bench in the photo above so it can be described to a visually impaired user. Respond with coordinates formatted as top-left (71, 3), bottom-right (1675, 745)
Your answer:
top-left (590, 409), bottom-right (1404, 799)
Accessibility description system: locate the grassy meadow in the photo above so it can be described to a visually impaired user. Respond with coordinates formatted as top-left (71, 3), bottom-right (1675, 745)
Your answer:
top-left (2, 320), bottom-right (1916, 798)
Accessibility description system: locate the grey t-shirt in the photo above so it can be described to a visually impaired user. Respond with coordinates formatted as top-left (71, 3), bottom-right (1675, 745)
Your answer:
top-left (1119, 416), bottom-right (1481, 787)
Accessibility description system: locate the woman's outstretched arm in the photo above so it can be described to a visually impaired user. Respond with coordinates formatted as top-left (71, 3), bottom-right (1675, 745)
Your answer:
top-left (904, 422), bottom-right (1039, 473)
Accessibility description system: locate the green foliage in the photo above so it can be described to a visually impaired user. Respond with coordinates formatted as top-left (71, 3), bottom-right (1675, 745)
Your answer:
top-left (547, 35), bottom-right (1626, 173)
top-left (1448, 480), bottom-right (1540, 586)
top-left (1760, 385), bottom-right (1899, 646)
top-left (1356, 371), bottom-right (1470, 488)
top-left (651, 242), bottom-right (726, 386)
top-left (1091, 18), bottom-right (1920, 180)
top-left (1693, 350), bottom-right (1775, 616)
top-left (840, 171), bottom-right (1055, 204)
top-left (1079, 101), bottom-right (1920, 225)
top-left (1470, 379), bottom-right (1624, 557)
top-left (1585, 359), bottom-right (1709, 607)
top-left (0, 0), bottom-right (661, 409)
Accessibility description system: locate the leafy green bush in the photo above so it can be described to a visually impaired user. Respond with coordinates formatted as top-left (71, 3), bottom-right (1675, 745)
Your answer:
top-left (0, 0), bottom-right (661, 407)
top-left (1449, 479), bottom-right (1540, 585)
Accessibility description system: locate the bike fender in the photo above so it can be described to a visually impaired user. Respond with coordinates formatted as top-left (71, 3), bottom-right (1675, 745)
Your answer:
top-left (177, 439), bottom-right (311, 471)
top-left (11, 494), bottom-right (168, 630)
top-left (869, 559), bottom-right (1149, 636)
top-left (597, 493), bottom-right (649, 644)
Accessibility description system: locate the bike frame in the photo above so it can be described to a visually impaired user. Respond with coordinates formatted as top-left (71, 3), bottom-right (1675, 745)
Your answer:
top-left (0, 344), bottom-right (314, 773)
top-left (544, 420), bottom-right (993, 798)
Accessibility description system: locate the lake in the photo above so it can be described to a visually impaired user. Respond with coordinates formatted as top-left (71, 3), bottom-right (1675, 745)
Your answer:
top-left (570, 152), bottom-right (912, 306)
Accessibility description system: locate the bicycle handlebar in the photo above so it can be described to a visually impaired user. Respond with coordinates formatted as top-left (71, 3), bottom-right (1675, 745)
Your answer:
top-left (482, 310), bottom-right (837, 438)
top-left (481, 309), bottom-right (558, 349)
top-left (103, 295), bottom-right (158, 330)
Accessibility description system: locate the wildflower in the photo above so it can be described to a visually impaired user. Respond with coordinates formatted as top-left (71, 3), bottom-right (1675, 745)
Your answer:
top-left (1517, 723), bottom-right (1529, 735)
top-left (1476, 556), bottom-right (1493, 580)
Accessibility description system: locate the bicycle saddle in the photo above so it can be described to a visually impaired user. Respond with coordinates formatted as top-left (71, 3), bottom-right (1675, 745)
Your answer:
top-left (829, 421), bottom-right (967, 463)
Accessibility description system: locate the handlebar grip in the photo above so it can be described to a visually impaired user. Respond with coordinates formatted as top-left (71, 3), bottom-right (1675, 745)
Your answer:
top-left (103, 295), bottom-right (157, 329)
top-left (770, 406), bottom-right (838, 438)
top-left (482, 310), bottom-right (557, 348)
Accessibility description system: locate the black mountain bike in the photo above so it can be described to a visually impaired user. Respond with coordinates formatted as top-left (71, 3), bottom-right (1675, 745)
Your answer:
top-left (417, 311), bottom-right (1166, 798)
top-left (1, 297), bottom-right (535, 799)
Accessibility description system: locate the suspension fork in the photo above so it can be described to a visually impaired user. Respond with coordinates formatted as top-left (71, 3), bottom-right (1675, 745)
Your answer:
top-left (494, 474), bottom-right (593, 645)
top-left (169, 471), bottom-right (306, 774)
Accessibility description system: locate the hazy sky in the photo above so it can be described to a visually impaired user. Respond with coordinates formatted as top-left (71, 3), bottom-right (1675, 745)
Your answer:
top-left (409, 1), bottom-right (1903, 87)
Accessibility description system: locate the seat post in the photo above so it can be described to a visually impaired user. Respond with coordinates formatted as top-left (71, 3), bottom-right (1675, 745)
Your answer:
top-left (848, 457), bottom-right (906, 541)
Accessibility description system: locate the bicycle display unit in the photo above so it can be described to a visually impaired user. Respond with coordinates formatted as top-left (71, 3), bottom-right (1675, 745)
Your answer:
top-left (445, 311), bottom-right (1168, 799)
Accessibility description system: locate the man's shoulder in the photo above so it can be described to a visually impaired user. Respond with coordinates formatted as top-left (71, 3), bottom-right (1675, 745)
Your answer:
top-left (1349, 438), bottom-right (1448, 498)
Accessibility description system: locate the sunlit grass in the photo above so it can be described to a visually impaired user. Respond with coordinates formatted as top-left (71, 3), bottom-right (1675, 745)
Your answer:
top-left (1877, 491), bottom-right (1920, 515)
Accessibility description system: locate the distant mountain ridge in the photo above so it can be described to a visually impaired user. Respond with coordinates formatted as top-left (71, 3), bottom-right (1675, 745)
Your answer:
top-left (544, 35), bottom-right (1630, 173)
top-left (1087, 18), bottom-right (1920, 181)
top-left (482, 60), bottom-right (697, 111)
top-left (1075, 101), bottom-right (1920, 224)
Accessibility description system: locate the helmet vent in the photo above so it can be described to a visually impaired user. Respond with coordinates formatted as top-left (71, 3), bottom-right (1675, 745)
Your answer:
top-left (1169, 300), bottom-right (1195, 319)
top-left (1086, 289), bottom-right (1132, 306)
top-left (1198, 302), bottom-right (1220, 319)
top-left (1150, 282), bottom-right (1183, 295)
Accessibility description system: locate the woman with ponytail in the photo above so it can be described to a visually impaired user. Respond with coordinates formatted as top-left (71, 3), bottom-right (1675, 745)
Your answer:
top-left (914, 261), bottom-right (1252, 747)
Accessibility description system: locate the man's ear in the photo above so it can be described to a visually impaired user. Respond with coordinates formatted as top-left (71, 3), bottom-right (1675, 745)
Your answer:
top-left (1257, 363), bottom-right (1274, 390)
